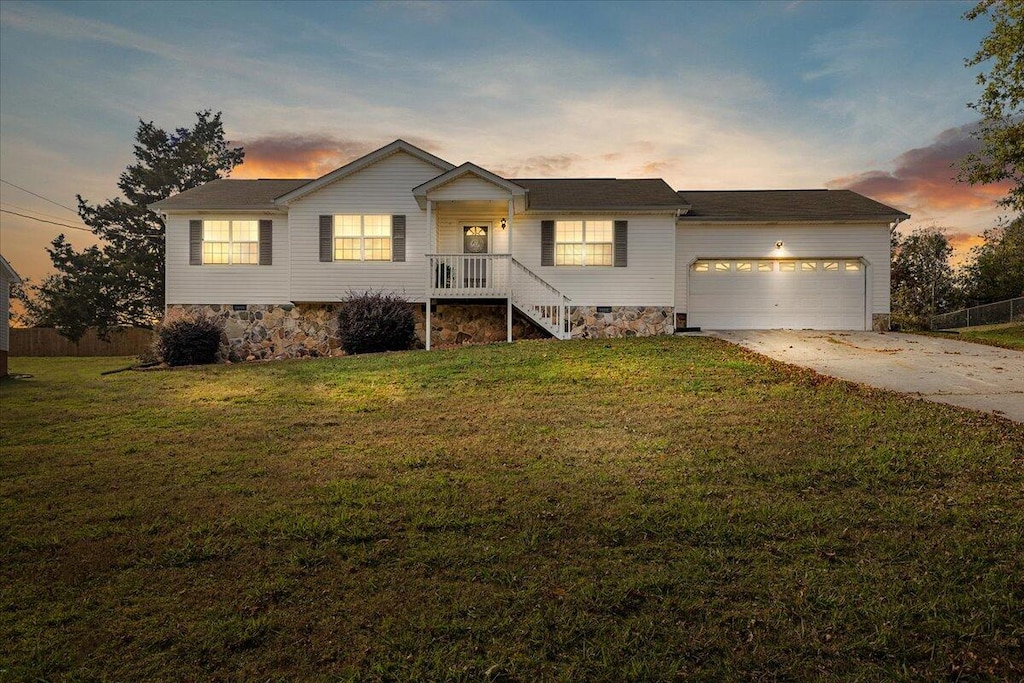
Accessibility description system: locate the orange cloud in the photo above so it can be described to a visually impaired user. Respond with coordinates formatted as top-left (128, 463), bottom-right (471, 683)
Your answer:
top-left (230, 135), bottom-right (377, 179)
top-left (827, 122), bottom-right (1014, 213)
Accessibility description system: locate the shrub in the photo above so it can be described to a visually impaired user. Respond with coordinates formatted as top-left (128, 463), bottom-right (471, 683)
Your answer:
top-left (337, 291), bottom-right (417, 355)
top-left (157, 314), bottom-right (223, 366)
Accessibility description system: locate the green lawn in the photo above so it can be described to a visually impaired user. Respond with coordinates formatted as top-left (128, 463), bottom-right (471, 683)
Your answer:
top-left (955, 323), bottom-right (1024, 351)
top-left (918, 322), bottom-right (1024, 350)
top-left (2, 338), bottom-right (1022, 681)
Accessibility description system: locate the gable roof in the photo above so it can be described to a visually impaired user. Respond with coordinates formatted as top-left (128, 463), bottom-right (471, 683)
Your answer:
top-left (0, 254), bottom-right (21, 284)
top-left (513, 178), bottom-right (687, 212)
top-left (150, 179), bottom-right (310, 212)
top-left (274, 139), bottom-right (456, 205)
top-left (677, 189), bottom-right (909, 222)
top-left (412, 163), bottom-right (527, 209)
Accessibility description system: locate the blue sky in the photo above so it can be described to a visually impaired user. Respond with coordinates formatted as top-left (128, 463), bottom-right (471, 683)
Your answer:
top-left (0, 0), bottom-right (1006, 282)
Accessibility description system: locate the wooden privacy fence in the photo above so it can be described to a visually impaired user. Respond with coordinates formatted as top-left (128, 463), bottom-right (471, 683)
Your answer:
top-left (10, 327), bottom-right (155, 357)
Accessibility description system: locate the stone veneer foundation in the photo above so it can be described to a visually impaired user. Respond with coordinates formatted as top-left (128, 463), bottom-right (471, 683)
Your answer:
top-left (165, 303), bottom-right (678, 360)
top-left (165, 304), bottom-right (344, 361)
top-left (569, 306), bottom-right (675, 339)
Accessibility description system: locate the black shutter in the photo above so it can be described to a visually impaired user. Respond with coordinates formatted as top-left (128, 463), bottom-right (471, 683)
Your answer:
top-left (259, 219), bottom-right (272, 265)
top-left (541, 220), bottom-right (555, 266)
top-left (392, 215), bottom-right (406, 262)
top-left (189, 219), bottom-right (203, 265)
top-left (614, 220), bottom-right (628, 267)
top-left (319, 215), bottom-right (333, 262)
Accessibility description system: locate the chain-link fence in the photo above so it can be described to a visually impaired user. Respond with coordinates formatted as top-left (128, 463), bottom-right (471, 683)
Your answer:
top-left (931, 297), bottom-right (1024, 330)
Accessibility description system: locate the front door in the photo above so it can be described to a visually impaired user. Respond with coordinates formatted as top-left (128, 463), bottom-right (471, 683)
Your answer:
top-left (463, 225), bottom-right (488, 288)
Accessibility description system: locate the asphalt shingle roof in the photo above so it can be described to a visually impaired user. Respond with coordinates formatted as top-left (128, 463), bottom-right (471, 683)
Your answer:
top-left (150, 179), bottom-right (312, 211)
top-left (512, 178), bottom-right (687, 211)
top-left (676, 189), bottom-right (908, 222)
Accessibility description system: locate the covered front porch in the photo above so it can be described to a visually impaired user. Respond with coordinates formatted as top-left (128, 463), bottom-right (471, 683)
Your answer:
top-left (413, 165), bottom-right (569, 347)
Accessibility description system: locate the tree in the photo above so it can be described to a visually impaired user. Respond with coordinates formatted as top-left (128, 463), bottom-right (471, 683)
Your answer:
top-left (959, 214), bottom-right (1024, 303)
top-left (21, 111), bottom-right (244, 340)
top-left (957, 0), bottom-right (1024, 212)
top-left (891, 228), bottom-right (957, 329)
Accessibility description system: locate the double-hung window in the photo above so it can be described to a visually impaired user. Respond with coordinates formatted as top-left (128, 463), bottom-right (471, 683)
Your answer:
top-left (334, 215), bottom-right (392, 261)
top-left (555, 220), bottom-right (613, 266)
top-left (203, 220), bottom-right (259, 264)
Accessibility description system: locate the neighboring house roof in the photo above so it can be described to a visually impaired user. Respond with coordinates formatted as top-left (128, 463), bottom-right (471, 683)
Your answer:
top-left (150, 179), bottom-right (310, 211)
top-left (513, 178), bottom-right (688, 212)
top-left (274, 139), bottom-right (456, 205)
top-left (677, 189), bottom-right (909, 222)
top-left (1, 254), bottom-right (22, 284)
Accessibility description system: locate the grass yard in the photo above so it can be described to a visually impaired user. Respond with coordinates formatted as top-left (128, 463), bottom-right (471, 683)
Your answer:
top-left (2, 337), bottom-right (1022, 681)
top-left (954, 323), bottom-right (1024, 351)
top-left (918, 322), bottom-right (1024, 351)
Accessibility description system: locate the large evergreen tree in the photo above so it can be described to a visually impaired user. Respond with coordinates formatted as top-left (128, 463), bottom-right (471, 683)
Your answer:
top-left (21, 111), bottom-right (244, 340)
top-left (958, 0), bottom-right (1024, 212)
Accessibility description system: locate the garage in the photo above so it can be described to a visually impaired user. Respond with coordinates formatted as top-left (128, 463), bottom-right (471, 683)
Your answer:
top-left (687, 258), bottom-right (866, 330)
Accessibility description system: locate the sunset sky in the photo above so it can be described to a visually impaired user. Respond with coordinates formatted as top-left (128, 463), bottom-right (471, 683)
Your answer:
top-left (0, 0), bottom-right (1014, 285)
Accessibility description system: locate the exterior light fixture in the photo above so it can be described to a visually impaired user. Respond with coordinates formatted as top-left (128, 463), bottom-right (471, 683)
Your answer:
top-left (775, 240), bottom-right (784, 249)
top-left (501, 217), bottom-right (507, 230)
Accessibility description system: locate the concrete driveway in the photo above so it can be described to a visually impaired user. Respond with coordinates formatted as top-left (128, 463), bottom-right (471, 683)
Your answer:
top-left (713, 330), bottom-right (1024, 422)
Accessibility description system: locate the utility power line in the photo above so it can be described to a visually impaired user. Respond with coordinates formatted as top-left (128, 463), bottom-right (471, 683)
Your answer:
top-left (0, 209), bottom-right (94, 232)
top-left (0, 178), bottom-right (80, 214)
top-left (0, 201), bottom-right (88, 225)
top-left (0, 209), bottom-right (165, 239)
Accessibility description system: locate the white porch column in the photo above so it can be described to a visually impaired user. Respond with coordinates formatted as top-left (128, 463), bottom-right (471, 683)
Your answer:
top-left (426, 199), bottom-right (433, 252)
top-left (426, 199), bottom-right (433, 350)
top-left (426, 299), bottom-right (432, 350)
top-left (507, 198), bottom-right (514, 256)
top-left (507, 294), bottom-right (513, 344)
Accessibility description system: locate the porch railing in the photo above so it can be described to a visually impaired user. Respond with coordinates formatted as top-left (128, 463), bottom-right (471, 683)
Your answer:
top-left (510, 257), bottom-right (571, 339)
top-left (426, 253), bottom-right (572, 339)
top-left (427, 253), bottom-right (511, 298)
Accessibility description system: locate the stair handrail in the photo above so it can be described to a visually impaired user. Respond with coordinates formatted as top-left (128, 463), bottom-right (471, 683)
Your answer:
top-left (509, 257), bottom-right (571, 303)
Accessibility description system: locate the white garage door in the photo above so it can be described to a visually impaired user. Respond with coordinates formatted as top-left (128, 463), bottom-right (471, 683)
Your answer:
top-left (688, 259), bottom-right (866, 330)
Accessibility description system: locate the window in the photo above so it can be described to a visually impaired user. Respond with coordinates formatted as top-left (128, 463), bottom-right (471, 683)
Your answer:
top-left (758, 261), bottom-right (774, 272)
top-left (779, 261), bottom-right (796, 272)
top-left (824, 261), bottom-right (839, 272)
top-left (715, 261), bottom-right (731, 272)
top-left (203, 220), bottom-right (258, 264)
top-left (693, 261), bottom-right (709, 273)
top-left (334, 215), bottom-right (391, 261)
top-left (801, 261), bottom-right (817, 272)
top-left (736, 261), bottom-right (752, 272)
top-left (555, 220), bottom-right (613, 266)
top-left (844, 260), bottom-right (861, 271)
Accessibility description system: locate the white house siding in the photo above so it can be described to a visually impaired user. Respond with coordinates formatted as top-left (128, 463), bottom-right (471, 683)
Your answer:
top-left (428, 176), bottom-right (513, 202)
top-left (288, 151), bottom-right (441, 303)
top-left (513, 214), bottom-right (677, 307)
top-left (435, 202), bottom-right (511, 254)
top-left (675, 222), bottom-right (891, 316)
top-left (164, 212), bottom-right (291, 305)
